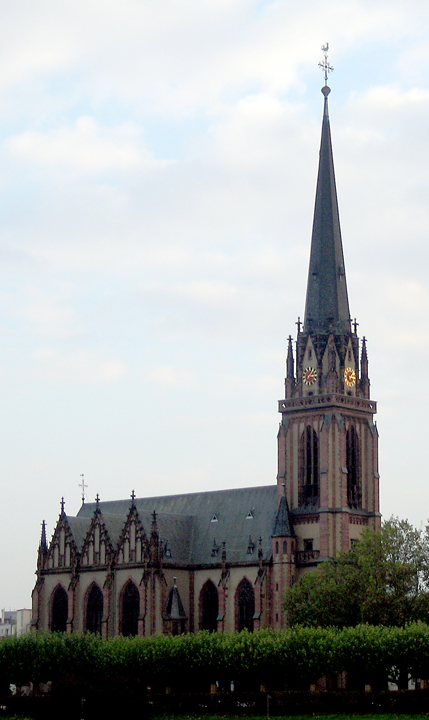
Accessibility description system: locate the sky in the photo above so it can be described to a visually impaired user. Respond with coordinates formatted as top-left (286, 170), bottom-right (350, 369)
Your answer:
top-left (2, 0), bottom-right (429, 610)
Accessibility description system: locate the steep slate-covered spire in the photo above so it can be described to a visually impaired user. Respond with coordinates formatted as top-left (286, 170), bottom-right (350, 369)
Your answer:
top-left (303, 84), bottom-right (351, 336)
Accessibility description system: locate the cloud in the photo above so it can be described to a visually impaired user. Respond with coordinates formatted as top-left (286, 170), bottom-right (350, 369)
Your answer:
top-left (14, 286), bottom-right (81, 339)
top-left (7, 117), bottom-right (168, 173)
top-left (31, 347), bottom-right (127, 384)
top-left (148, 365), bottom-right (194, 387)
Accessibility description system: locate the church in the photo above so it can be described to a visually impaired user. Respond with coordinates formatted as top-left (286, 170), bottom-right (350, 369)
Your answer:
top-left (31, 59), bottom-right (381, 637)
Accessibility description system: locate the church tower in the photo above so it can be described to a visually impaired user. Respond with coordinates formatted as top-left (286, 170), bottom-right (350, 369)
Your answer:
top-left (278, 50), bottom-right (380, 569)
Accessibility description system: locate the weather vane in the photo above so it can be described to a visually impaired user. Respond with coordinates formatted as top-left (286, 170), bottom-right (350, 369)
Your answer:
top-left (318, 43), bottom-right (333, 86)
top-left (79, 473), bottom-right (88, 503)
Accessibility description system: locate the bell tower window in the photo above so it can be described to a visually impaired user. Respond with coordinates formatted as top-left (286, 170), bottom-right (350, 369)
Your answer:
top-left (347, 426), bottom-right (361, 508)
top-left (299, 426), bottom-right (319, 507)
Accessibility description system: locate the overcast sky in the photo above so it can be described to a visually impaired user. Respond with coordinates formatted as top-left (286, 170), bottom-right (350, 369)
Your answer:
top-left (2, 0), bottom-right (429, 610)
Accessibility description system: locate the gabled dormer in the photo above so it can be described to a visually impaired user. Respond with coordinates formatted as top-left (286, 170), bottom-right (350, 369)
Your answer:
top-left (80, 497), bottom-right (115, 568)
top-left (46, 499), bottom-right (79, 571)
top-left (116, 494), bottom-right (148, 565)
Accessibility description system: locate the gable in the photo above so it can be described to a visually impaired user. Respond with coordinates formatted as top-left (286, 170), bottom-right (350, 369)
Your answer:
top-left (46, 515), bottom-right (78, 570)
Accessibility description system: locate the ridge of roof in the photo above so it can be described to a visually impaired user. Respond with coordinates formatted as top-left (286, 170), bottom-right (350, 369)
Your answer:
top-left (77, 483), bottom-right (277, 518)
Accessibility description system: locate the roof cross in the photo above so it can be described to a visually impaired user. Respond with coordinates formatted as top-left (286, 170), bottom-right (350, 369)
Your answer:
top-left (353, 318), bottom-right (359, 334)
top-left (95, 493), bottom-right (100, 507)
top-left (296, 317), bottom-right (302, 333)
top-left (60, 497), bottom-right (65, 514)
top-left (78, 473), bottom-right (88, 504)
top-left (319, 43), bottom-right (334, 86)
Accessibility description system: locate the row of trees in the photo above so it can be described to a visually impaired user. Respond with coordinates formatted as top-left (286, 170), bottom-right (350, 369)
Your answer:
top-left (3, 624), bottom-right (429, 692)
top-left (284, 517), bottom-right (429, 627)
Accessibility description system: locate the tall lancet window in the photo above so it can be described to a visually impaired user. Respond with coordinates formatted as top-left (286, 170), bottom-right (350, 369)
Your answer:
top-left (235, 578), bottom-right (255, 632)
top-left (86, 584), bottom-right (103, 635)
top-left (120, 580), bottom-right (140, 636)
top-left (50, 585), bottom-right (68, 632)
top-left (199, 579), bottom-right (219, 632)
top-left (299, 426), bottom-right (319, 507)
top-left (347, 426), bottom-right (361, 508)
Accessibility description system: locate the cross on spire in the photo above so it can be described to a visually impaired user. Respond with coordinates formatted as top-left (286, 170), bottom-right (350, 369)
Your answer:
top-left (78, 473), bottom-right (88, 504)
top-left (319, 43), bottom-right (334, 86)
top-left (60, 497), bottom-right (65, 514)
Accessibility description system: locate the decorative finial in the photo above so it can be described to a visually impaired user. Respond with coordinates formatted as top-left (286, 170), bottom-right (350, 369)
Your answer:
top-left (319, 43), bottom-right (333, 93)
top-left (95, 493), bottom-right (100, 507)
top-left (131, 489), bottom-right (135, 502)
top-left (41, 520), bottom-right (47, 547)
top-left (60, 497), bottom-right (65, 514)
top-left (79, 473), bottom-right (88, 504)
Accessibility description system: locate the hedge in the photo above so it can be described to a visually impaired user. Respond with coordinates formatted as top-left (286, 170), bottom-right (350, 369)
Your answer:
top-left (2, 624), bottom-right (429, 693)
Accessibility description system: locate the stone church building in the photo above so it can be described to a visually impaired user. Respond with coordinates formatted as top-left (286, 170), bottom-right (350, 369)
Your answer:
top-left (32, 78), bottom-right (381, 637)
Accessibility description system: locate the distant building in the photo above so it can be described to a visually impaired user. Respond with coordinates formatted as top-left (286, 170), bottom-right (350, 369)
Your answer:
top-left (32, 75), bottom-right (380, 637)
top-left (16, 609), bottom-right (32, 636)
top-left (0, 609), bottom-right (31, 637)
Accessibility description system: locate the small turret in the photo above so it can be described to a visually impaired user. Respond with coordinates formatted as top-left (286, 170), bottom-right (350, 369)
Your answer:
top-left (360, 336), bottom-right (370, 398)
top-left (285, 336), bottom-right (295, 398)
top-left (37, 520), bottom-right (48, 573)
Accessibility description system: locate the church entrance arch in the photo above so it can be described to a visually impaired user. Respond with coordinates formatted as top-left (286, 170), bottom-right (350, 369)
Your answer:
top-left (85, 584), bottom-right (103, 634)
top-left (235, 578), bottom-right (255, 632)
top-left (50, 585), bottom-right (68, 632)
top-left (199, 579), bottom-right (218, 632)
top-left (120, 580), bottom-right (140, 636)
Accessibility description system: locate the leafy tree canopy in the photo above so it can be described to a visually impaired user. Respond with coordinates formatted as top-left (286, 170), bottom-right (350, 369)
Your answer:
top-left (284, 517), bottom-right (429, 628)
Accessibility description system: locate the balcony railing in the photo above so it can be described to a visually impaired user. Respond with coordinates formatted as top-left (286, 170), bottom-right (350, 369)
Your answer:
top-left (278, 394), bottom-right (376, 414)
top-left (296, 550), bottom-right (320, 563)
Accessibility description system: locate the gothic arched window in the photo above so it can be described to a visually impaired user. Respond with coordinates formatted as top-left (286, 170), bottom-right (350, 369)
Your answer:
top-left (347, 426), bottom-right (361, 508)
top-left (120, 581), bottom-right (139, 636)
top-left (50, 585), bottom-right (68, 632)
top-left (86, 584), bottom-right (103, 635)
top-left (299, 426), bottom-right (319, 507)
top-left (199, 580), bottom-right (218, 632)
top-left (235, 578), bottom-right (255, 632)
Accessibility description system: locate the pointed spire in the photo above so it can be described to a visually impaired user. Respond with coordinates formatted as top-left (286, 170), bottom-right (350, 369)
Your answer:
top-left (37, 520), bottom-right (48, 572)
top-left (361, 337), bottom-right (368, 377)
top-left (40, 520), bottom-right (47, 550)
top-left (285, 335), bottom-right (295, 398)
top-left (151, 510), bottom-right (157, 533)
top-left (360, 336), bottom-right (370, 398)
top-left (303, 79), bottom-right (351, 337)
top-left (286, 336), bottom-right (294, 378)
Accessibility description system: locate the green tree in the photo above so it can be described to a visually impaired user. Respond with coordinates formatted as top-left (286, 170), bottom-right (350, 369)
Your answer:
top-left (284, 517), bottom-right (429, 627)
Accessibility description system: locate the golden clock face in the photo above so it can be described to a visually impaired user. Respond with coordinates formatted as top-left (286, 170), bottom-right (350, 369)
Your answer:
top-left (344, 367), bottom-right (356, 387)
top-left (303, 367), bottom-right (317, 385)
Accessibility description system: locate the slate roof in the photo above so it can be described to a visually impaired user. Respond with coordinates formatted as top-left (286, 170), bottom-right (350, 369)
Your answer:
top-left (66, 516), bottom-right (92, 551)
top-left (76, 485), bottom-right (288, 564)
top-left (272, 496), bottom-right (294, 537)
